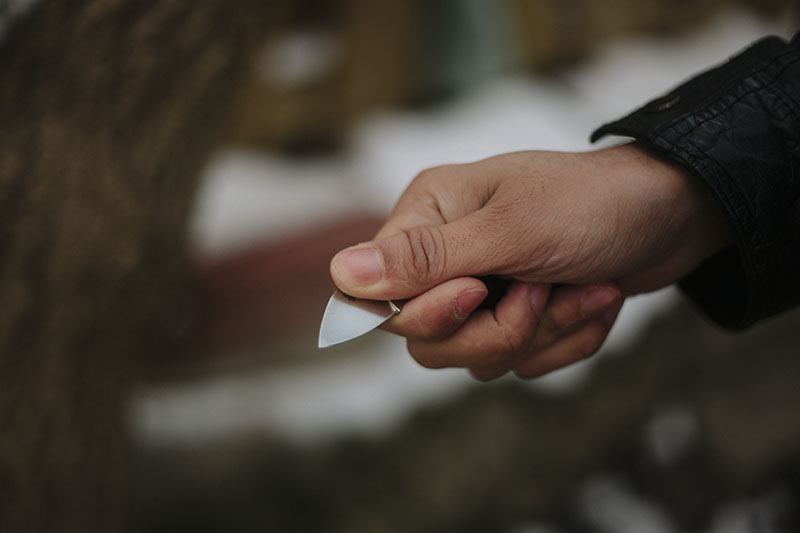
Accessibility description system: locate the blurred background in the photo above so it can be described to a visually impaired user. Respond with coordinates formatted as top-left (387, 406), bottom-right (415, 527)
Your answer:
top-left (3, 0), bottom-right (800, 532)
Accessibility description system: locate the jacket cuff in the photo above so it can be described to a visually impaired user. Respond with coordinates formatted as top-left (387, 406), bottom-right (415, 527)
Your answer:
top-left (591, 35), bottom-right (800, 329)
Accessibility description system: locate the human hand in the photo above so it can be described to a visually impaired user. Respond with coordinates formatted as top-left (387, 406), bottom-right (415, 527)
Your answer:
top-left (330, 143), bottom-right (732, 379)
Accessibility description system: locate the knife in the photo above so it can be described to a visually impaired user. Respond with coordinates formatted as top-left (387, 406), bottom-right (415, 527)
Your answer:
top-left (318, 290), bottom-right (400, 348)
top-left (317, 277), bottom-right (512, 348)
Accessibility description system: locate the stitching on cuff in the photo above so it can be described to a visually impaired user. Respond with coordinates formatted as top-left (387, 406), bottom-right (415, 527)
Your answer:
top-left (651, 130), bottom-right (762, 321)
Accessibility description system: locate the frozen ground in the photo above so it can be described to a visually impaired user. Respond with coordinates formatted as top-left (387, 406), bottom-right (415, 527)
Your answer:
top-left (132, 10), bottom-right (787, 448)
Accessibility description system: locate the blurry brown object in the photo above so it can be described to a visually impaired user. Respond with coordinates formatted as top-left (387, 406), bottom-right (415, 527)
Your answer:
top-left (227, 0), bottom-right (424, 153)
top-left (226, 0), bottom-right (795, 152)
top-left (0, 0), bottom-right (268, 530)
top-left (512, 0), bottom-right (794, 71)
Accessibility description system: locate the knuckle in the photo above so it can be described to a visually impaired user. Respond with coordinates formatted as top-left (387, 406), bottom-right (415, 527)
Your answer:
top-left (409, 166), bottom-right (449, 195)
top-left (405, 313), bottom-right (444, 340)
top-left (469, 366), bottom-right (506, 382)
top-left (540, 320), bottom-right (570, 345)
top-left (413, 166), bottom-right (438, 185)
top-left (496, 323), bottom-right (530, 357)
top-left (512, 368), bottom-right (535, 380)
top-left (414, 164), bottom-right (454, 184)
top-left (407, 341), bottom-right (446, 369)
top-left (536, 310), bottom-right (581, 348)
top-left (512, 359), bottom-right (545, 379)
top-left (400, 226), bottom-right (447, 285)
top-left (572, 327), bottom-right (606, 362)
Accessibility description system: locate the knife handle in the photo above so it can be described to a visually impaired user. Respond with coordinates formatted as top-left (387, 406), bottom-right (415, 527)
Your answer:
top-left (476, 276), bottom-right (513, 310)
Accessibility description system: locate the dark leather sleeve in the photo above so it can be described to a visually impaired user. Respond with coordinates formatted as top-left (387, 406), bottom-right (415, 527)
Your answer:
top-left (591, 34), bottom-right (800, 330)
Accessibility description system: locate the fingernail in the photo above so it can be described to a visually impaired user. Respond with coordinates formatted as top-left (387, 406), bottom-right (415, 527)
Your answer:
top-left (529, 283), bottom-right (550, 313)
top-left (454, 288), bottom-right (487, 319)
top-left (581, 286), bottom-right (619, 318)
top-left (331, 245), bottom-right (384, 287)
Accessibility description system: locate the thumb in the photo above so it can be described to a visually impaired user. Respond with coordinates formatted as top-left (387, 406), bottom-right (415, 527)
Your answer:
top-left (330, 213), bottom-right (502, 300)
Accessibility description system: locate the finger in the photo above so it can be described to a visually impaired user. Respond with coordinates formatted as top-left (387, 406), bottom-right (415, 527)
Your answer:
top-left (330, 208), bottom-right (510, 300)
top-left (469, 363), bottom-right (512, 382)
top-left (380, 277), bottom-right (487, 341)
top-left (466, 283), bottom-right (622, 380)
top-left (373, 164), bottom-right (490, 241)
top-left (513, 299), bottom-right (623, 379)
top-left (405, 281), bottom-right (550, 370)
top-left (373, 191), bottom-right (446, 242)
top-left (532, 283), bottom-right (622, 350)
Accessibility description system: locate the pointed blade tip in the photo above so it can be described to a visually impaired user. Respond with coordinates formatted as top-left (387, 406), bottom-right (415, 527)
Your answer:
top-left (318, 329), bottom-right (332, 349)
top-left (318, 338), bottom-right (332, 349)
top-left (318, 337), bottom-right (345, 349)
top-left (318, 326), bottom-right (346, 349)
top-left (317, 290), bottom-right (398, 348)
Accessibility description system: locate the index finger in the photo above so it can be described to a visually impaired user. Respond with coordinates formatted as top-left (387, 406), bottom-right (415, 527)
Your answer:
top-left (404, 281), bottom-right (550, 369)
top-left (374, 163), bottom-right (491, 240)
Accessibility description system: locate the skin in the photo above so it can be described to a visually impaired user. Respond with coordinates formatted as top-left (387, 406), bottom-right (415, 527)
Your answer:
top-left (330, 143), bottom-right (733, 380)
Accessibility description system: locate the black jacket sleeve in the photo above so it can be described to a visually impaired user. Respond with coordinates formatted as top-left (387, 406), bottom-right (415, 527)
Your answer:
top-left (591, 34), bottom-right (800, 330)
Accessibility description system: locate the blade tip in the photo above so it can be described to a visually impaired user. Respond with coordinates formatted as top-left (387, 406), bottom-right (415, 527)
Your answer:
top-left (318, 334), bottom-right (336, 349)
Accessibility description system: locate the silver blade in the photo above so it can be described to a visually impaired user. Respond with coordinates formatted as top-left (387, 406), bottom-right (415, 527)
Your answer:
top-left (318, 290), bottom-right (400, 348)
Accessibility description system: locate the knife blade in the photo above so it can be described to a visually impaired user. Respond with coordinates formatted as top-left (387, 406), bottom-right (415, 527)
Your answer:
top-left (318, 277), bottom-right (513, 348)
top-left (318, 289), bottom-right (400, 348)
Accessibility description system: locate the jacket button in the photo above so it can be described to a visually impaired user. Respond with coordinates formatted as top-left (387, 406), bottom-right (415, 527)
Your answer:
top-left (645, 94), bottom-right (681, 112)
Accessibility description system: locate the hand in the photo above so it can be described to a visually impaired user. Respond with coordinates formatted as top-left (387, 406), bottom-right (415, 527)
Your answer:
top-left (329, 143), bottom-right (732, 379)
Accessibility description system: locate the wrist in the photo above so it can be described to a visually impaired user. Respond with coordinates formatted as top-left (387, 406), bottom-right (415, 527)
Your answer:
top-left (597, 142), bottom-right (735, 292)
top-left (636, 141), bottom-right (733, 262)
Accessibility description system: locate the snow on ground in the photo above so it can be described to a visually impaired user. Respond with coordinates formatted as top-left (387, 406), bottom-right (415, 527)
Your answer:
top-left (132, 9), bottom-right (786, 448)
